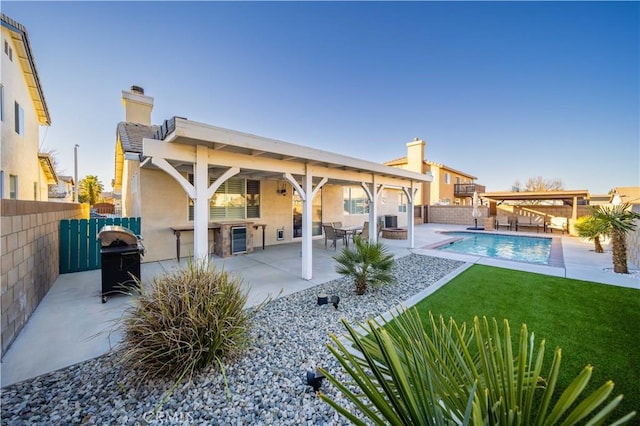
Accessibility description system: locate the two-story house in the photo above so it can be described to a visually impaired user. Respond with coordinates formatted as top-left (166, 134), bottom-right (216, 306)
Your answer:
top-left (1, 13), bottom-right (56, 200)
top-left (385, 138), bottom-right (484, 207)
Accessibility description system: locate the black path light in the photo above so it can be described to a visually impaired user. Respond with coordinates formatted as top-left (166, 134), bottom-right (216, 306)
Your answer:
top-left (330, 295), bottom-right (340, 309)
top-left (317, 293), bottom-right (328, 305)
top-left (306, 367), bottom-right (325, 392)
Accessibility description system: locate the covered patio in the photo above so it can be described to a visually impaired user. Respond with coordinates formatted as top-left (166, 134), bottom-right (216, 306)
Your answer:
top-left (137, 117), bottom-right (431, 280)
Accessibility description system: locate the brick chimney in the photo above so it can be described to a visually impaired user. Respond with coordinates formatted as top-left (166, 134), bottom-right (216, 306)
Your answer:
top-left (121, 85), bottom-right (153, 125)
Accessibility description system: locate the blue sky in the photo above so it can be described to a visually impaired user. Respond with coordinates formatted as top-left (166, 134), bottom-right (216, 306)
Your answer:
top-left (4, 1), bottom-right (639, 194)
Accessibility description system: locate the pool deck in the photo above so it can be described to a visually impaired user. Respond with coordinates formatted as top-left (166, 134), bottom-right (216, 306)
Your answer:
top-left (1, 223), bottom-right (638, 387)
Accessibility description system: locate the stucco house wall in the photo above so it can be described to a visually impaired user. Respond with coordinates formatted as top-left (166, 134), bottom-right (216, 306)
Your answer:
top-left (0, 15), bottom-right (54, 201)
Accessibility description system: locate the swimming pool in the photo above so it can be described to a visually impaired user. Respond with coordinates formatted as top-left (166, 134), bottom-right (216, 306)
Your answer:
top-left (437, 232), bottom-right (552, 264)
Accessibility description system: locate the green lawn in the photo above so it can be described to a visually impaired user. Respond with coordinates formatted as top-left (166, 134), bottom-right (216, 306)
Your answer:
top-left (413, 265), bottom-right (640, 416)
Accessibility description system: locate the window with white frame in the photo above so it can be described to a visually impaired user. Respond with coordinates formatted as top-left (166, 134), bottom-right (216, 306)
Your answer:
top-left (343, 186), bottom-right (369, 215)
top-left (187, 175), bottom-right (260, 221)
top-left (444, 172), bottom-right (450, 184)
top-left (14, 102), bottom-right (24, 136)
top-left (9, 174), bottom-right (18, 199)
top-left (398, 192), bottom-right (407, 213)
top-left (455, 176), bottom-right (461, 184)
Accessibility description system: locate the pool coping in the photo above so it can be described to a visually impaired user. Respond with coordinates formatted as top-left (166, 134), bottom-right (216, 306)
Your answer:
top-left (423, 230), bottom-right (564, 268)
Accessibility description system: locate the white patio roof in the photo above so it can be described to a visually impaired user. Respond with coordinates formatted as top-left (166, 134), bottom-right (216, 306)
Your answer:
top-left (142, 116), bottom-right (431, 280)
top-left (142, 117), bottom-right (432, 186)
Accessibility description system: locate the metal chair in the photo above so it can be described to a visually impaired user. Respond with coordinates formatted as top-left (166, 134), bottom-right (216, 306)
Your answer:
top-left (323, 224), bottom-right (344, 250)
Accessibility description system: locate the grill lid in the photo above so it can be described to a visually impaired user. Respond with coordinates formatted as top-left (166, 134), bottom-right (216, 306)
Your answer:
top-left (98, 225), bottom-right (139, 247)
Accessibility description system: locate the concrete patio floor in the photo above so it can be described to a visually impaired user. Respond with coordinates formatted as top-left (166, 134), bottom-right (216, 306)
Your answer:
top-left (1, 223), bottom-right (638, 387)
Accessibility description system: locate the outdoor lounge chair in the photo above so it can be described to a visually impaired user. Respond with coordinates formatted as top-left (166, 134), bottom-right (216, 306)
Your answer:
top-left (546, 217), bottom-right (568, 234)
top-left (495, 215), bottom-right (513, 231)
top-left (516, 216), bottom-right (543, 233)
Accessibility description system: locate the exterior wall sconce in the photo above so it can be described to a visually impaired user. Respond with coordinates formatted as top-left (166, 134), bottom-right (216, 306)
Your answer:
top-left (277, 182), bottom-right (287, 196)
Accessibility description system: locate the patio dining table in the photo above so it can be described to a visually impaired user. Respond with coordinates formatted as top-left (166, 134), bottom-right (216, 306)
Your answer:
top-left (335, 225), bottom-right (363, 247)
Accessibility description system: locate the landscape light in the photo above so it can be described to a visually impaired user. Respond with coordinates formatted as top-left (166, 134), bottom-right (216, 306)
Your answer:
top-left (306, 368), bottom-right (325, 392)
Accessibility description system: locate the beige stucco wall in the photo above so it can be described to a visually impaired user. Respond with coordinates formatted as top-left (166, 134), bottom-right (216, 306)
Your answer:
top-left (121, 158), bottom-right (141, 218)
top-left (136, 171), bottom-right (410, 262)
top-left (0, 27), bottom-right (47, 201)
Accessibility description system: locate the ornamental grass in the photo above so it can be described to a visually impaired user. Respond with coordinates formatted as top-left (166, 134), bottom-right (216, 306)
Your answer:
top-left (118, 259), bottom-right (251, 383)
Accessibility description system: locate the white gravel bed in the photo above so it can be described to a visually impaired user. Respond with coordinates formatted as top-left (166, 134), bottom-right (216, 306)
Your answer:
top-left (1, 254), bottom-right (464, 425)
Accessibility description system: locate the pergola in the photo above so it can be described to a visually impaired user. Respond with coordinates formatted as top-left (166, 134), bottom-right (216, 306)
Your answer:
top-left (479, 190), bottom-right (590, 221)
top-left (142, 117), bottom-right (432, 279)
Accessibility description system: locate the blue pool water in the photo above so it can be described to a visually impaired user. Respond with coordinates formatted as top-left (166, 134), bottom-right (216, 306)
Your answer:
top-left (437, 232), bottom-right (552, 264)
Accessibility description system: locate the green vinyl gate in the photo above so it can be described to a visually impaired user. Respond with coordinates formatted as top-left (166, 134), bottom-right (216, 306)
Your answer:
top-left (59, 217), bottom-right (141, 273)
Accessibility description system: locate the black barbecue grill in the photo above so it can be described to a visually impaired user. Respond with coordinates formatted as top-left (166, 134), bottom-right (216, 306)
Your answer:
top-left (98, 225), bottom-right (144, 303)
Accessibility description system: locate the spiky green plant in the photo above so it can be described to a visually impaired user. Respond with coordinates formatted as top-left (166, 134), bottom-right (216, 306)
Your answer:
top-left (333, 236), bottom-right (394, 295)
top-left (574, 215), bottom-right (608, 253)
top-left (591, 203), bottom-right (640, 273)
top-left (319, 309), bottom-right (636, 425)
top-left (118, 259), bottom-right (251, 383)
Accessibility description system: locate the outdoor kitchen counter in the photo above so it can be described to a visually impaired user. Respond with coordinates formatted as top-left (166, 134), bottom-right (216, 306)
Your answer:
top-left (170, 221), bottom-right (259, 261)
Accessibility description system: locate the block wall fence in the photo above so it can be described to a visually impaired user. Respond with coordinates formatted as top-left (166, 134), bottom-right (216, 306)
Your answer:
top-left (1, 200), bottom-right (88, 357)
top-left (628, 205), bottom-right (640, 268)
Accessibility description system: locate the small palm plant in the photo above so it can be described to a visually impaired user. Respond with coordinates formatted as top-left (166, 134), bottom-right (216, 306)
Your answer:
top-left (591, 203), bottom-right (640, 273)
top-left (333, 236), bottom-right (394, 295)
top-left (574, 215), bottom-right (608, 253)
top-left (319, 309), bottom-right (636, 425)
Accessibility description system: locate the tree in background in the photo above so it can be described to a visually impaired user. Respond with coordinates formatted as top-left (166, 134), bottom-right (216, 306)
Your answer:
top-left (574, 215), bottom-right (608, 253)
top-left (78, 175), bottom-right (104, 205)
top-left (591, 203), bottom-right (640, 274)
top-left (513, 176), bottom-right (564, 192)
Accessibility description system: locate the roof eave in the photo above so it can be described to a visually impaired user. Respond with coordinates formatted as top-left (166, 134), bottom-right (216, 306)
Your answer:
top-left (1, 13), bottom-right (50, 125)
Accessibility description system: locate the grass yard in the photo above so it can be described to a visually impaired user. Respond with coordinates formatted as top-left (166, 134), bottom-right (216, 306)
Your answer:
top-left (413, 265), bottom-right (640, 416)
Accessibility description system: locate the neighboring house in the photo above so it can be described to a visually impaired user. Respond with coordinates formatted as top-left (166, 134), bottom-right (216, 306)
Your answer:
top-left (0, 14), bottom-right (56, 200)
top-left (48, 175), bottom-right (74, 202)
top-left (113, 86), bottom-right (431, 278)
top-left (384, 138), bottom-right (484, 207)
top-left (610, 186), bottom-right (640, 205)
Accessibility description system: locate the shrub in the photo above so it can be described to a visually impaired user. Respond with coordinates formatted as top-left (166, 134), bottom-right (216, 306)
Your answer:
top-left (118, 260), bottom-right (251, 383)
top-left (333, 236), bottom-right (394, 295)
top-left (320, 309), bottom-right (636, 425)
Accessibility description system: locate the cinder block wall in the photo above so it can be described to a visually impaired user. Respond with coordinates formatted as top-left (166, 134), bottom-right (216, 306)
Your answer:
top-left (1, 200), bottom-right (87, 357)
top-left (428, 206), bottom-right (489, 225)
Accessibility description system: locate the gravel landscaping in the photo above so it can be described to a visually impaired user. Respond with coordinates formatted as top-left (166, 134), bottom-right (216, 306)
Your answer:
top-left (1, 254), bottom-right (464, 425)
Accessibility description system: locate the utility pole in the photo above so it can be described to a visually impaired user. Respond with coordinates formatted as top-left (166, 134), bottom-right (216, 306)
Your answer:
top-left (74, 144), bottom-right (79, 203)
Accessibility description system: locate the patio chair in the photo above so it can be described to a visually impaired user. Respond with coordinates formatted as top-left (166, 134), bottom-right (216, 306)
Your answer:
top-left (323, 224), bottom-right (344, 250)
top-left (355, 221), bottom-right (369, 242)
top-left (495, 215), bottom-right (513, 231)
top-left (515, 216), bottom-right (540, 232)
top-left (546, 217), bottom-right (568, 234)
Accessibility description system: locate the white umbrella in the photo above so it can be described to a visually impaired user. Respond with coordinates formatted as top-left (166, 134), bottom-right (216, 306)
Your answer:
top-left (472, 191), bottom-right (481, 228)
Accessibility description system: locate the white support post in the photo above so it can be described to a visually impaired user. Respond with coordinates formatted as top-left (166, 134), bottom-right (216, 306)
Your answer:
top-left (193, 145), bottom-right (210, 261)
top-left (362, 179), bottom-right (382, 244)
top-left (403, 186), bottom-right (418, 249)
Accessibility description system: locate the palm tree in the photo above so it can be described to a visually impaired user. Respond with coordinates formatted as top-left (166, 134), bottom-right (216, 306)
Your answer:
top-left (319, 309), bottom-right (636, 425)
top-left (574, 215), bottom-right (608, 253)
top-left (591, 203), bottom-right (640, 273)
top-left (333, 236), bottom-right (394, 295)
top-left (78, 175), bottom-right (104, 206)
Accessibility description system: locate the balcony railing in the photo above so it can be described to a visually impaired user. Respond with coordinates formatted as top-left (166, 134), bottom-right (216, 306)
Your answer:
top-left (454, 183), bottom-right (485, 197)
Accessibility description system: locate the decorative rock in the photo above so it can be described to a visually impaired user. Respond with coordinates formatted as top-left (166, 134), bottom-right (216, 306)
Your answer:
top-left (1, 254), bottom-right (462, 425)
